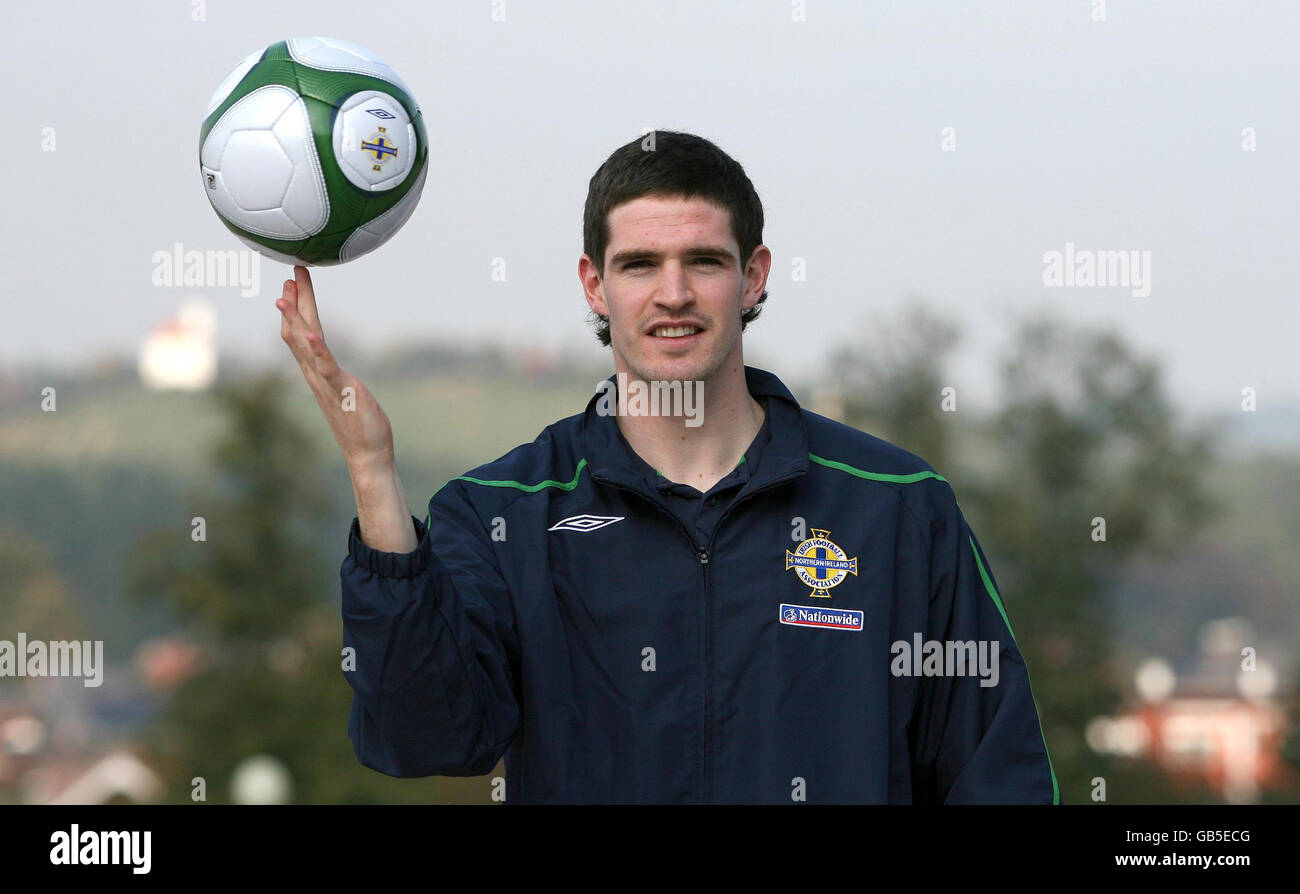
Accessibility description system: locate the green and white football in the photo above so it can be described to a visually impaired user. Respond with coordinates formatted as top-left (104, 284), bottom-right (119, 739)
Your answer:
top-left (199, 37), bottom-right (428, 266)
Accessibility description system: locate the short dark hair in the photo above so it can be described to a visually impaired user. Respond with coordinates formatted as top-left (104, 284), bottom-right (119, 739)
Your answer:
top-left (582, 130), bottom-right (767, 346)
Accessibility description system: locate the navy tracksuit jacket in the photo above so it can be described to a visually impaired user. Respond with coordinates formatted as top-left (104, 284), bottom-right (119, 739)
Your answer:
top-left (339, 366), bottom-right (1060, 804)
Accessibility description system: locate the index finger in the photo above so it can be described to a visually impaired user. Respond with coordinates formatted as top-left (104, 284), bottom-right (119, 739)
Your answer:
top-left (292, 265), bottom-right (323, 334)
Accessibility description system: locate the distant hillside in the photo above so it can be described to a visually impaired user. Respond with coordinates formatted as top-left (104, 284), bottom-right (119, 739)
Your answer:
top-left (0, 345), bottom-right (608, 661)
top-left (0, 347), bottom-right (1297, 686)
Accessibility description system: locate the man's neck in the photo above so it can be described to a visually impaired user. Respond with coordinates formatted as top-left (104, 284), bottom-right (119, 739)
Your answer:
top-left (613, 361), bottom-right (765, 494)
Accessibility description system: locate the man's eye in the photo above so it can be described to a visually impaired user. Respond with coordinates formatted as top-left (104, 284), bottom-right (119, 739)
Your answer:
top-left (696, 257), bottom-right (721, 266)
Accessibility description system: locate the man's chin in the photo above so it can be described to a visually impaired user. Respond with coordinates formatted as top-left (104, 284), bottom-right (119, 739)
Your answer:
top-left (627, 357), bottom-right (717, 386)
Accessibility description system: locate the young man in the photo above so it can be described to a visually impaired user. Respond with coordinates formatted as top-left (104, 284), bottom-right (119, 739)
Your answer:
top-left (277, 130), bottom-right (1059, 804)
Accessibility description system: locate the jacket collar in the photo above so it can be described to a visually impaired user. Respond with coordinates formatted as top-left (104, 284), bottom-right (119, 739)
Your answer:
top-left (581, 365), bottom-right (810, 496)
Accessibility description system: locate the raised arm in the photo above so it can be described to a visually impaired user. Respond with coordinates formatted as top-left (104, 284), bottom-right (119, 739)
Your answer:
top-left (276, 266), bottom-right (520, 777)
top-left (276, 265), bottom-right (415, 553)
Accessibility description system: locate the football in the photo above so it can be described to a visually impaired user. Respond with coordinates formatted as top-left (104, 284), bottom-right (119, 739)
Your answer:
top-left (199, 37), bottom-right (428, 266)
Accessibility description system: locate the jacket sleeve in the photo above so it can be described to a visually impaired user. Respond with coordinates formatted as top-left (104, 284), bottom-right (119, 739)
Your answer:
top-left (907, 486), bottom-right (1060, 804)
top-left (340, 479), bottom-right (521, 777)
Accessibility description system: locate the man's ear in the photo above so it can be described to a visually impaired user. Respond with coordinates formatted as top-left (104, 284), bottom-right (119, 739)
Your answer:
top-left (579, 254), bottom-right (609, 316)
top-left (740, 244), bottom-right (772, 312)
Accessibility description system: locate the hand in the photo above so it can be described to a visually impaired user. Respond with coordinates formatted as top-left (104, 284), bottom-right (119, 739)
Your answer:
top-left (276, 266), bottom-right (395, 473)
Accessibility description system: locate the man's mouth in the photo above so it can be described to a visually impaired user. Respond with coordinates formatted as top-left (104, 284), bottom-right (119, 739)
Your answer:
top-left (651, 325), bottom-right (701, 338)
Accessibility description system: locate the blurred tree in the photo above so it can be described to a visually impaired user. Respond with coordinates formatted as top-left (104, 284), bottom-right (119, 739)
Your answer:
top-left (0, 525), bottom-right (85, 639)
top-left (126, 372), bottom-right (492, 803)
top-left (1277, 667), bottom-right (1300, 801)
top-left (984, 317), bottom-right (1220, 804)
top-left (832, 308), bottom-right (1221, 804)
top-left (0, 526), bottom-right (85, 704)
top-left (830, 304), bottom-right (960, 474)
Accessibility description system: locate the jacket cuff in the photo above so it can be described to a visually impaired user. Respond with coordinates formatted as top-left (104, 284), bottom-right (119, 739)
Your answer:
top-left (347, 514), bottom-right (432, 578)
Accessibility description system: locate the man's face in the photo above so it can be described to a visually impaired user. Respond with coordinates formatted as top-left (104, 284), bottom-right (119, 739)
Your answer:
top-left (580, 194), bottom-right (770, 385)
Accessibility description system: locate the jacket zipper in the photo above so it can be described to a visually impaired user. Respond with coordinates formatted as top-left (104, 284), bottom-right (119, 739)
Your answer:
top-left (593, 469), bottom-right (805, 804)
top-left (591, 474), bottom-right (708, 802)
top-left (698, 470), bottom-right (804, 803)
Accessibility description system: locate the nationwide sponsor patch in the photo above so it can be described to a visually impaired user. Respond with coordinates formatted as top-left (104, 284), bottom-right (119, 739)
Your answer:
top-left (779, 603), bottom-right (864, 632)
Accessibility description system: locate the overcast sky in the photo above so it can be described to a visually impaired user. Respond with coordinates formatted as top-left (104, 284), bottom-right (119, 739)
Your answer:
top-left (2, 0), bottom-right (1297, 419)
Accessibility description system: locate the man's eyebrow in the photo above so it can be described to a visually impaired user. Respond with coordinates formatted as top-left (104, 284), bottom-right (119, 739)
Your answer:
top-left (609, 246), bottom-right (734, 266)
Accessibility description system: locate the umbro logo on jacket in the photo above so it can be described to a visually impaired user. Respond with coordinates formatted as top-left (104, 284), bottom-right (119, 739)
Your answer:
top-left (548, 514), bottom-right (624, 533)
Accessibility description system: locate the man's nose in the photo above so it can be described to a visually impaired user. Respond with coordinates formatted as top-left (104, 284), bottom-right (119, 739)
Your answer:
top-left (656, 260), bottom-right (695, 307)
